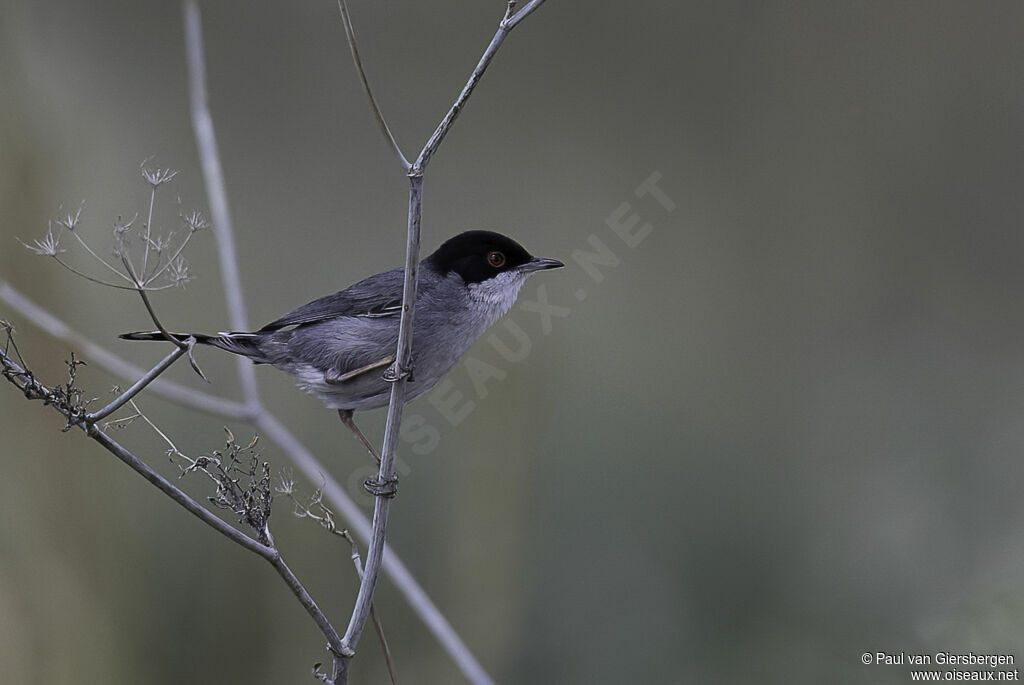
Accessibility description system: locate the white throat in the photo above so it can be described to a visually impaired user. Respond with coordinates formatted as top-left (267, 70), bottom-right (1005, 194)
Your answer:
top-left (466, 270), bottom-right (530, 327)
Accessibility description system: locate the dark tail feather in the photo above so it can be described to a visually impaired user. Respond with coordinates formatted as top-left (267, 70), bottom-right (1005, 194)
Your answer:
top-left (119, 330), bottom-right (268, 362)
top-left (120, 330), bottom-right (198, 343)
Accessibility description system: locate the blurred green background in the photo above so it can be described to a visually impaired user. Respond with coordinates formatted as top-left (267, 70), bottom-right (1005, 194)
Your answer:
top-left (4, 1), bottom-right (1024, 683)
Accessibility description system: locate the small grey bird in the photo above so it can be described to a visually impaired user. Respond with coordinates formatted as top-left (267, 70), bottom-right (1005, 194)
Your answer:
top-left (122, 230), bottom-right (563, 458)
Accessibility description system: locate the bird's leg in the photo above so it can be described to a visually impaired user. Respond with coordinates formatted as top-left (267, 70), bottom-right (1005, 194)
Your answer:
top-left (338, 409), bottom-right (381, 466)
top-left (338, 410), bottom-right (398, 497)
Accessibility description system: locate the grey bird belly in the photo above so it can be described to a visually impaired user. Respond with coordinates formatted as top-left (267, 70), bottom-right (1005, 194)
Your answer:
top-left (262, 303), bottom-right (492, 411)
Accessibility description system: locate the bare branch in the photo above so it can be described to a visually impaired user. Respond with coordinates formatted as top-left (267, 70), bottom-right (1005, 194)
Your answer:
top-left (341, 530), bottom-right (398, 685)
top-left (65, 221), bottom-right (138, 286)
top-left (281, 482), bottom-right (399, 685)
top-left (134, 287), bottom-right (188, 351)
top-left (504, 0), bottom-right (549, 30)
top-left (51, 255), bottom-right (139, 290)
top-left (0, 282), bottom-right (249, 419)
top-left (339, 176), bottom-right (421, 660)
top-left (336, 0), bottom-right (411, 172)
top-left (0, 341), bottom-right (347, 666)
top-left (86, 346), bottom-right (186, 423)
top-left (0, 344), bottom-right (269, 557)
top-left (413, 0), bottom-right (549, 174)
top-left (141, 184), bottom-right (157, 278)
top-left (336, 3), bottom-right (550, 675)
top-left (183, 0), bottom-right (260, 404)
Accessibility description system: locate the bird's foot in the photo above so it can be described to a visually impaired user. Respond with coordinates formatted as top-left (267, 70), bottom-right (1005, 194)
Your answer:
top-left (363, 475), bottom-right (398, 498)
top-left (382, 357), bottom-right (415, 383)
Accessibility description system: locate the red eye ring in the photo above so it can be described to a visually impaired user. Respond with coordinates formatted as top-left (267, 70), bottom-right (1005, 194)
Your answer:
top-left (487, 251), bottom-right (506, 268)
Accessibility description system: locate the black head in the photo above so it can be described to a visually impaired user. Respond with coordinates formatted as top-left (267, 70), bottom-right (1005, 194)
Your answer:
top-left (425, 230), bottom-right (562, 284)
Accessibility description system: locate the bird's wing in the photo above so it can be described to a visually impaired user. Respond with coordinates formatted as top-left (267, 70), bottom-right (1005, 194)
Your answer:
top-left (258, 267), bottom-right (406, 331)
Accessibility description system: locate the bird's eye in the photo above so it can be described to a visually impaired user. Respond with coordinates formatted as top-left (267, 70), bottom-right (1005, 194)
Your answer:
top-left (487, 251), bottom-right (506, 268)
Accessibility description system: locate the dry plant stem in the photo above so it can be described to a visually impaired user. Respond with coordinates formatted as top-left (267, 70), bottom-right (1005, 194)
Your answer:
top-left (183, 0), bottom-right (259, 405)
top-left (0, 347), bottom-right (345, 660)
top-left (135, 285), bottom-right (187, 350)
top-left (86, 346), bottom-right (186, 422)
top-left (0, 283), bottom-right (489, 684)
top-left (503, 0), bottom-right (548, 30)
top-left (335, 0), bottom-right (410, 172)
top-left (336, 0), bottom-right (550, 672)
top-left (142, 185), bottom-right (157, 278)
top-left (67, 229), bottom-right (137, 286)
top-left (341, 531), bottom-right (398, 685)
top-left (339, 176), bottom-right (422, 658)
top-left (185, 4), bottom-right (343, 676)
top-left (412, 0), bottom-right (549, 173)
top-left (0, 283), bottom-right (248, 418)
top-left (252, 411), bottom-right (491, 682)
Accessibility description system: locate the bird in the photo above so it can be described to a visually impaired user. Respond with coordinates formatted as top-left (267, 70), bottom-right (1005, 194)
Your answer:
top-left (121, 230), bottom-right (564, 463)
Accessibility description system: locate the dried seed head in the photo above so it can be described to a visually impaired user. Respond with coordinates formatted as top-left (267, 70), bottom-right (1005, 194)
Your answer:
top-left (182, 210), bottom-right (210, 233)
top-left (56, 204), bottom-right (83, 231)
top-left (140, 159), bottom-right (179, 188)
top-left (21, 225), bottom-right (65, 257)
top-left (166, 256), bottom-right (192, 287)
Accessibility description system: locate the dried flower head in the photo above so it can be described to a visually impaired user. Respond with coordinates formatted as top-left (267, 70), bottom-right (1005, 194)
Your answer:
top-left (140, 159), bottom-right (179, 188)
top-left (182, 210), bottom-right (210, 233)
top-left (112, 214), bottom-right (137, 237)
top-left (276, 470), bottom-right (298, 497)
top-left (55, 204), bottom-right (84, 231)
top-left (166, 256), bottom-right (192, 287)
top-left (21, 224), bottom-right (65, 257)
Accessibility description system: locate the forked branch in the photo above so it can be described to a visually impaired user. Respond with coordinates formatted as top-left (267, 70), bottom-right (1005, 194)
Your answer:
top-left (333, 1), bottom-right (551, 679)
top-left (0, 341), bottom-right (346, 667)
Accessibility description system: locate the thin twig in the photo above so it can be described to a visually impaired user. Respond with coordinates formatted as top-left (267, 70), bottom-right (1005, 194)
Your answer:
top-left (86, 346), bottom-right (186, 422)
top-left (0, 282), bottom-right (249, 418)
top-left (251, 412), bottom-right (492, 683)
top-left (65, 227), bottom-right (138, 285)
top-left (183, 0), bottom-right (260, 404)
top-left (135, 287), bottom-right (189, 353)
top-left (123, 398), bottom-right (185, 459)
top-left (504, 0), bottom-right (549, 30)
top-left (0, 345), bottom-right (348, 665)
top-left (335, 2), bottom-right (550, 675)
top-left (412, 0), bottom-right (549, 174)
top-left (281, 481), bottom-right (398, 684)
top-left (141, 185), bottom-right (157, 279)
top-left (336, 0), bottom-right (411, 172)
top-left (341, 530), bottom-right (398, 685)
top-left (143, 227), bottom-right (198, 285)
top-left (51, 256), bottom-right (139, 290)
top-left (1, 348), bottom-right (264, 557)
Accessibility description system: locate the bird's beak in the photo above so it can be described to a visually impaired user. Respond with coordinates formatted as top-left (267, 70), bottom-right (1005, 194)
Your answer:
top-left (520, 256), bottom-right (565, 273)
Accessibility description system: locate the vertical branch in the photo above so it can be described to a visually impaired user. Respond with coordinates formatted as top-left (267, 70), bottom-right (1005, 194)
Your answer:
top-left (334, 0), bottom-right (552, 676)
top-left (182, 0), bottom-right (260, 404)
top-left (340, 177), bottom-right (422, 657)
